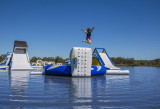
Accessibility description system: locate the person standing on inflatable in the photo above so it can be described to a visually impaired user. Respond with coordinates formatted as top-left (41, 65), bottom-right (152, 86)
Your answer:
top-left (81, 25), bottom-right (95, 44)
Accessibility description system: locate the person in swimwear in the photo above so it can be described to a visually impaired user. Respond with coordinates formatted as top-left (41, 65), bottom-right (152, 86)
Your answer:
top-left (81, 25), bottom-right (95, 44)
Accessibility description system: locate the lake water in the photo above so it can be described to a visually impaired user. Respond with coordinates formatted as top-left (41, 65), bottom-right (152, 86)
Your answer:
top-left (0, 67), bottom-right (160, 109)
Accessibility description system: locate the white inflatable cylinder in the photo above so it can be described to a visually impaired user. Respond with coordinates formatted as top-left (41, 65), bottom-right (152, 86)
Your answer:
top-left (70, 47), bottom-right (92, 76)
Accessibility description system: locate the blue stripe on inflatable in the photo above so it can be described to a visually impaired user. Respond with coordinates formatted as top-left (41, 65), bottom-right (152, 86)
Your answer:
top-left (45, 65), bottom-right (71, 76)
top-left (44, 65), bottom-right (106, 76)
top-left (91, 65), bottom-right (106, 76)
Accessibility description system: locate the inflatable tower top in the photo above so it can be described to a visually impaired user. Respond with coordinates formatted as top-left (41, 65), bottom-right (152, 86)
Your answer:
top-left (13, 40), bottom-right (28, 52)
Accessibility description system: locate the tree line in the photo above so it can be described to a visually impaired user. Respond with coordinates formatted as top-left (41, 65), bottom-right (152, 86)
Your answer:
top-left (0, 54), bottom-right (159, 67)
top-left (0, 54), bottom-right (6, 63)
top-left (111, 57), bottom-right (160, 67)
top-left (30, 56), bottom-right (69, 64)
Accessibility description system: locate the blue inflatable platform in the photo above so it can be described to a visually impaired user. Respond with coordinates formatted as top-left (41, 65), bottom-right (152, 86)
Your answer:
top-left (45, 65), bottom-right (106, 76)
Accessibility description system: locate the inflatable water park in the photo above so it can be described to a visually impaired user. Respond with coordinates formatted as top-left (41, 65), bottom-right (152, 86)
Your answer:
top-left (0, 41), bottom-right (129, 76)
top-left (0, 41), bottom-right (33, 70)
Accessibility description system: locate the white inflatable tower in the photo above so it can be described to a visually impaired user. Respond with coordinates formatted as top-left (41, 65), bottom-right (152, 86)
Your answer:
top-left (10, 41), bottom-right (33, 70)
top-left (70, 47), bottom-right (92, 76)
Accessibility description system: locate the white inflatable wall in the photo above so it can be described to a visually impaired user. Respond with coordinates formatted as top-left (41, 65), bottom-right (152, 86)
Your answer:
top-left (70, 47), bottom-right (92, 76)
top-left (11, 49), bottom-right (33, 70)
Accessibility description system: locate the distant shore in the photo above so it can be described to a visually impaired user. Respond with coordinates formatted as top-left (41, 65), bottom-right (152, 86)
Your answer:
top-left (0, 54), bottom-right (159, 67)
top-left (116, 64), bottom-right (160, 67)
top-left (111, 57), bottom-right (160, 67)
top-left (26, 56), bottom-right (160, 67)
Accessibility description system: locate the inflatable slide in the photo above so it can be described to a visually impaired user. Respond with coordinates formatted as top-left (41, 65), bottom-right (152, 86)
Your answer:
top-left (92, 48), bottom-right (129, 75)
top-left (10, 41), bottom-right (33, 70)
top-left (0, 52), bottom-right (12, 70)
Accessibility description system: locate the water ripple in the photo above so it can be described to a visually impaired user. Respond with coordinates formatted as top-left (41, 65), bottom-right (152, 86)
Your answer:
top-left (0, 67), bottom-right (160, 108)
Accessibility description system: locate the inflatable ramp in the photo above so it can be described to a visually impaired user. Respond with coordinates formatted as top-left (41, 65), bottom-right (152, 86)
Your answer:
top-left (0, 52), bottom-right (12, 65)
top-left (0, 52), bottom-right (12, 70)
top-left (92, 48), bottom-right (120, 70)
top-left (10, 41), bottom-right (33, 70)
top-left (92, 48), bottom-right (129, 75)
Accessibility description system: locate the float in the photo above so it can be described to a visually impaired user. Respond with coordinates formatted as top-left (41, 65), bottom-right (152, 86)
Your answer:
top-left (44, 47), bottom-right (106, 76)
top-left (42, 47), bottom-right (129, 76)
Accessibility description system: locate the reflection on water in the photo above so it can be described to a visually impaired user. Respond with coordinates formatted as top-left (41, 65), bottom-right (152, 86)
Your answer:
top-left (106, 75), bottom-right (129, 84)
top-left (9, 71), bottom-right (30, 108)
top-left (0, 67), bottom-right (160, 108)
top-left (0, 70), bottom-right (130, 109)
top-left (43, 76), bottom-right (93, 100)
top-left (44, 75), bottom-right (107, 109)
top-left (71, 77), bottom-right (92, 98)
top-left (9, 71), bottom-right (30, 96)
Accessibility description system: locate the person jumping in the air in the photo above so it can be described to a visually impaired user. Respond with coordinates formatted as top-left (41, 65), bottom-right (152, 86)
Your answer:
top-left (81, 25), bottom-right (95, 44)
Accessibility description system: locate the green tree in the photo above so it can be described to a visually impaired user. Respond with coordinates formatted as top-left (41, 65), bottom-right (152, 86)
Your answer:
top-left (30, 57), bottom-right (41, 63)
top-left (0, 54), bottom-right (6, 63)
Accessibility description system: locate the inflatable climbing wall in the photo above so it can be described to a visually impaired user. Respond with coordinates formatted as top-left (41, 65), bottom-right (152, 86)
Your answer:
top-left (70, 47), bottom-right (92, 76)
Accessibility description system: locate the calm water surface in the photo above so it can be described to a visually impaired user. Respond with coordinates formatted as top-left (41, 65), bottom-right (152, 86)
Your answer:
top-left (0, 67), bottom-right (160, 109)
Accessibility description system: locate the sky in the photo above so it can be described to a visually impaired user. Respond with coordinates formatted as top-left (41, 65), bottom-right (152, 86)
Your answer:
top-left (0, 0), bottom-right (160, 60)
